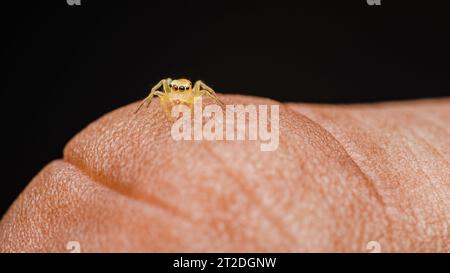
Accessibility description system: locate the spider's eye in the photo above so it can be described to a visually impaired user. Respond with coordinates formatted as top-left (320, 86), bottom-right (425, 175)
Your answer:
top-left (180, 86), bottom-right (185, 91)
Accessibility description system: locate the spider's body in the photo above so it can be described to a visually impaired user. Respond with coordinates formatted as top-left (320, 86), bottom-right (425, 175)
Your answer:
top-left (135, 78), bottom-right (224, 115)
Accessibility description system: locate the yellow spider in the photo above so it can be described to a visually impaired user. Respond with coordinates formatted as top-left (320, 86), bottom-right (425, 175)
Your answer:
top-left (135, 78), bottom-right (225, 114)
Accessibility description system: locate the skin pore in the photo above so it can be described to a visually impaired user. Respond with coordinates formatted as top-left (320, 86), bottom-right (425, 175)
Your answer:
top-left (0, 94), bottom-right (449, 252)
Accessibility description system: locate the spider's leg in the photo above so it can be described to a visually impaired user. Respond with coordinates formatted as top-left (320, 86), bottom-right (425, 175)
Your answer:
top-left (163, 78), bottom-right (172, 93)
top-left (193, 80), bottom-right (225, 108)
top-left (198, 90), bottom-right (225, 108)
top-left (135, 79), bottom-right (169, 113)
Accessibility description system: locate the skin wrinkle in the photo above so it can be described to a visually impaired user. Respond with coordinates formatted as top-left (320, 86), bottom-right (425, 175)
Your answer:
top-left (291, 105), bottom-right (411, 195)
top-left (345, 111), bottom-right (404, 203)
top-left (281, 108), bottom-right (354, 248)
top-left (289, 108), bottom-right (390, 206)
top-left (340, 110), bottom-right (404, 192)
top-left (64, 117), bottom-right (198, 223)
top-left (1, 95), bottom-right (449, 252)
top-left (330, 143), bottom-right (390, 246)
top-left (288, 105), bottom-right (387, 206)
top-left (280, 105), bottom-right (390, 250)
top-left (264, 107), bottom-right (349, 248)
top-left (268, 106), bottom-right (344, 249)
top-left (345, 116), bottom-right (423, 242)
top-left (67, 157), bottom-right (194, 223)
top-left (276, 112), bottom-right (340, 250)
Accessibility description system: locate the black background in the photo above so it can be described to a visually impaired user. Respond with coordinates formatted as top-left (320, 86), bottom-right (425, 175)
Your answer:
top-left (1, 0), bottom-right (449, 216)
top-left (0, 253), bottom-right (444, 271)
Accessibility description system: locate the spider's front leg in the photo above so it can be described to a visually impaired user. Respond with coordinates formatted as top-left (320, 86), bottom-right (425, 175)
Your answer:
top-left (193, 80), bottom-right (225, 108)
top-left (134, 78), bottom-right (171, 113)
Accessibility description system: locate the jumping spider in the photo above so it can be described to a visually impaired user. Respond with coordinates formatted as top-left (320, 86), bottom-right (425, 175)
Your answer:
top-left (135, 78), bottom-right (225, 114)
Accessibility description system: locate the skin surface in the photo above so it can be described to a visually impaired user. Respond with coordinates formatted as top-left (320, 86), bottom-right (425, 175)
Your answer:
top-left (0, 94), bottom-right (449, 252)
